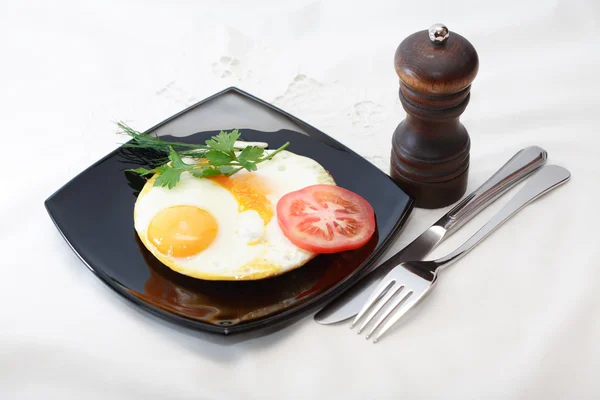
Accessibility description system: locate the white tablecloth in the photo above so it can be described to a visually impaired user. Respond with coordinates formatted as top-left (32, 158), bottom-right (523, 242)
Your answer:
top-left (2, 0), bottom-right (599, 398)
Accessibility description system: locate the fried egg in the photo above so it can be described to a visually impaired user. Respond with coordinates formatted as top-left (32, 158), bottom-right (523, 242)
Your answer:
top-left (133, 150), bottom-right (335, 280)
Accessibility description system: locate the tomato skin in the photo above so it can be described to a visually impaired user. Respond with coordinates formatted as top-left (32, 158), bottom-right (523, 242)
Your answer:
top-left (276, 185), bottom-right (376, 254)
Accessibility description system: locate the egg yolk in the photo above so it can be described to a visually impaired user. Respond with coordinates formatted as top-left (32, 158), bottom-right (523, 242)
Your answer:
top-left (148, 205), bottom-right (218, 257)
top-left (210, 175), bottom-right (273, 224)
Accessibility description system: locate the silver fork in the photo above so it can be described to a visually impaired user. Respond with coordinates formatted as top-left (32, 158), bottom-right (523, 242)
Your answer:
top-left (351, 165), bottom-right (571, 342)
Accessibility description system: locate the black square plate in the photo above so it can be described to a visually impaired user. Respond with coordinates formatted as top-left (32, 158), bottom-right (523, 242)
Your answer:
top-left (45, 87), bottom-right (414, 335)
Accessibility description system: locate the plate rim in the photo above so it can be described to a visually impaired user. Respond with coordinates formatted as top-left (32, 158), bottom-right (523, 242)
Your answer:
top-left (45, 87), bottom-right (415, 335)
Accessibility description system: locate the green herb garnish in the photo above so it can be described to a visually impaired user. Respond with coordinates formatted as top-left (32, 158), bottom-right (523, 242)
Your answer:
top-left (118, 122), bottom-right (290, 189)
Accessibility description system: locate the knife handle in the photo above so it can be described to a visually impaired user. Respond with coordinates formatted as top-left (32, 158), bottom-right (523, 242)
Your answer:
top-left (437, 146), bottom-right (547, 234)
top-left (434, 165), bottom-right (570, 269)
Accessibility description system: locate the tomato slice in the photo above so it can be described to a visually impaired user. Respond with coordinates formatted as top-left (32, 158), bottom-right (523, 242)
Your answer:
top-left (276, 184), bottom-right (376, 254)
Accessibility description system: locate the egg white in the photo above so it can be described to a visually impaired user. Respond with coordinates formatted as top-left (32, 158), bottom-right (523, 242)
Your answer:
top-left (134, 150), bottom-right (335, 280)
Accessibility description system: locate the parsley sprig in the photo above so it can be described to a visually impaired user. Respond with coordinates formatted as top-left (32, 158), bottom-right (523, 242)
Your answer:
top-left (119, 122), bottom-right (290, 189)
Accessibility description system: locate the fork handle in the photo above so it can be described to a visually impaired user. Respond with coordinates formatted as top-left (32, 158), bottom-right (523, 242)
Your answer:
top-left (432, 165), bottom-right (570, 270)
top-left (437, 146), bottom-right (547, 234)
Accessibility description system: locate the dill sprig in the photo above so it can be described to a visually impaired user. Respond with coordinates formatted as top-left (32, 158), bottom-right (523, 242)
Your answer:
top-left (118, 121), bottom-right (209, 158)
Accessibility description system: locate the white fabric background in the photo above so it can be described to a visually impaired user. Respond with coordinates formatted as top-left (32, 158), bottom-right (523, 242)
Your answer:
top-left (1, 0), bottom-right (599, 398)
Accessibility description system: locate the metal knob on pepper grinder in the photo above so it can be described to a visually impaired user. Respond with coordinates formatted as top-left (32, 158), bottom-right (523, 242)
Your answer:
top-left (391, 24), bottom-right (479, 208)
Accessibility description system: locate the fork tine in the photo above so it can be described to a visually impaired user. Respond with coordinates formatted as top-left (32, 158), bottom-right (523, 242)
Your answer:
top-left (369, 287), bottom-right (432, 343)
top-left (364, 288), bottom-right (413, 339)
top-left (356, 283), bottom-right (406, 334)
top-left (350, 278), bottom-right (395, 329)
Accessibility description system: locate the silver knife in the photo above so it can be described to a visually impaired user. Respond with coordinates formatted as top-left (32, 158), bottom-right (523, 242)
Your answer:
top-left (314, 146), bottom-right (548, 324)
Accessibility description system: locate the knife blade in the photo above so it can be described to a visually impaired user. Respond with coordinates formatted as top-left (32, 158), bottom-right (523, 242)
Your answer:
top-left (314, 146), bottom-right (548, 324)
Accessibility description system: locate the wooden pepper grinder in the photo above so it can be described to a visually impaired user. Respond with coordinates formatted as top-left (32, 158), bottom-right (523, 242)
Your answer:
top-left (391, 24), bottom-right (479, 208)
